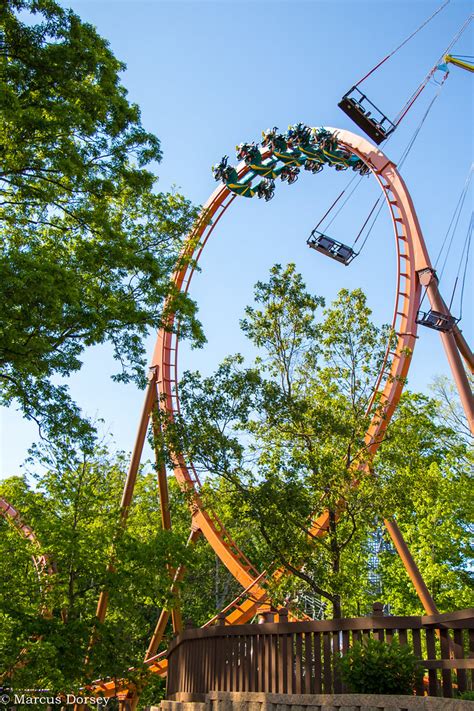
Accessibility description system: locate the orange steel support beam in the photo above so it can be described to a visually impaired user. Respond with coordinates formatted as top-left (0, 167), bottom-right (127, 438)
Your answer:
top-left (437, 329), bottom-right (474, 434)
top-left (419, 270), bottom-right (474, 433)
top-left (453, 325), bottom-right (474, 374)
top-left (151, 414), bottom-right (172, 531)
top-left (145, 527), bottom-right (201, 660)
top-left (0, 497), bottom-right (55, 580)
top-left (95, 369), bottom-right (158, 624)
top-left (150, 404), bottom-right (183, 633)
top-left (0, 498), bottom-right (55, 628)
top-left (384, 518), bottom-right (438, 614)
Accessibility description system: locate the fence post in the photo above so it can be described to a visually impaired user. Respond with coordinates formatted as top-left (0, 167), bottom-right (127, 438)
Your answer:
top-left (258, 609), bottom-right (275, 623)
top-left (372, 602), bottom-right (385, 617)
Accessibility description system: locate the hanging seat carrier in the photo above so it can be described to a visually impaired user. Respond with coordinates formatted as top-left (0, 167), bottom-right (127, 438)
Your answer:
top-left (307, 229), bottom-right (357, 265)
top-left (338, 87), bottom-right (396, 145)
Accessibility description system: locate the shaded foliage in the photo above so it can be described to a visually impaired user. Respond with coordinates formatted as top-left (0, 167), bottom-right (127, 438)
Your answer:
top-left (1, 0), bottom-right (202, 445)
top-left (0, 447), bottom-right (191, 692)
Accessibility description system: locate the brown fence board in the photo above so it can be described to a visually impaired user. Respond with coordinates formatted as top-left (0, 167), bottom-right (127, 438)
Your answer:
top-left (469, 628), bottom-right (474, 689)
top-left (322, 631), bottom-right (332, 692)
top-left (412, 627), bottom-right (424, 696)
top-left (286, 633), bottom-right (293, 694)
top-left (313, 631), bottom-right (322, 693)
top-left (230, 637), bottom-right (236, 692)
top-left (426, 626), bottom-right (438, 696)
top-left (295, 633), bottom-right (303, 694)
top-left (303, 631), bottom-right (312, 694)
top-left (225, 634), bottom-right (232, 691)
top-left (341, 629), bottom-right (350, 693)
top-left (454, 628), bottom-right (467, 693)
top-left (278, 632), bottom-right (286, 693)
top-left (264, 633), bottom-right (271, 691)
top-left (246, 636), bottom-right (253, 692)
top-left (333, 631), bottom-right (342, 693)
top-left (258, 632), bottom-right (264, 691)
top-left (440, 628), bottom-right (452, 697)
top-left (251, 635), bottom-right (258, 692)
top-left (399, 627), bottom-right (408, 646)
top-left (238, 637), bottom-right (244, 692)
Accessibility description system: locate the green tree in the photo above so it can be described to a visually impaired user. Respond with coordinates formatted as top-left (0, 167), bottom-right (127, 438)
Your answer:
top-left (376, 391), bottom-right (473, 613)
top-left (1, 0), bottom-right (201, 445)
top-left (165, 264), bottom-right (391, 618)
top-left (0, 445), bottom-right (192, 692)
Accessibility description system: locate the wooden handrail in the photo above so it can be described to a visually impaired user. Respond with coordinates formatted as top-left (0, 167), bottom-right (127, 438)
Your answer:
top-left (166, 608), bottom-right (474, 700)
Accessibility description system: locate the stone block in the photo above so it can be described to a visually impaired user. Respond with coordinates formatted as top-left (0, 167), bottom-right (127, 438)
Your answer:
top-left (247, 702), bottom-right (262, 711)
top-left (234, 701), bottom-right (250, 711)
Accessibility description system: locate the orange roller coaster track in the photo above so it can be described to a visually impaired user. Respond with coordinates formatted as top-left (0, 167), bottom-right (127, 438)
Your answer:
top-left (92, 128), bottom-right (474, 694)
top-left (0, 497), bottom-right (55, 580)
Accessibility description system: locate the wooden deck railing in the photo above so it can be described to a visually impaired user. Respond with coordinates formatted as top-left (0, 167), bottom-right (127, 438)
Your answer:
top-left (166, 607), bottom-right (474, 700)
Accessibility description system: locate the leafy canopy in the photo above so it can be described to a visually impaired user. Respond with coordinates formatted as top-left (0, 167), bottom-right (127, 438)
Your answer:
top-left (0, 446), bottom-right (192, 693)
top-left (1, 0), bottom-right (202, 444)
top-left (165, 264), bottom-right (391, 617)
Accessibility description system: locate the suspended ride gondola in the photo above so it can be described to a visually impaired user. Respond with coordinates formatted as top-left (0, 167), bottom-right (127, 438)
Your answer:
top-left (325, 29), bottom-right (473, 268)
top-left (307, 230), bottom-right (357, 265)
top-left (416, 310), bottom-right (460, 332)
top-left (416, 166), bottom-right (473, 332)
top-left (338, 3), bottom-right (473, 143)
top-left (338, 88), bottom-right (396, 145)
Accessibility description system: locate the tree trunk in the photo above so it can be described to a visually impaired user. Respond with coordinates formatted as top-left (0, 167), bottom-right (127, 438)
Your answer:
top-left (329, 508), bottom-right (342, 619)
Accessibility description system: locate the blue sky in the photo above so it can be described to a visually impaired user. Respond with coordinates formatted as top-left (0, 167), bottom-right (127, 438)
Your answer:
top-left (1, 0), bottom-right (473, 478)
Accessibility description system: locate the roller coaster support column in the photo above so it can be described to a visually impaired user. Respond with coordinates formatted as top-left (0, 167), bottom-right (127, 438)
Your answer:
top-left (95, 368), bottom-right (158, 624)
top-left (420, 270), bottom-right (474, 434)
top-left (453, 326), bottom-right (474, 375)
top-left (384, 518), bottom-right (438, 614)
top-left (151, 407), bottom-right (183, 633)
top-left (144, 527), bottom-right (201, 660)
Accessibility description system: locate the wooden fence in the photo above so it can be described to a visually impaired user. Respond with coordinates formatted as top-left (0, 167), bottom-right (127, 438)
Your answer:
top-left (166, 607), bottom-right (474, 700)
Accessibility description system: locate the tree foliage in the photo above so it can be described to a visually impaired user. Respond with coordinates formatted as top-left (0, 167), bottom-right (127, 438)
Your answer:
top-left (1, 0), bottom-right (201, 444)
top-left (376, 391), bottom-right (473, 613)
top-left (0, 438), bottom-right (242, 699)
top-left (164, 265), bottom-right (391, 617)
top-left (0, 445), bottom-right (192, 692)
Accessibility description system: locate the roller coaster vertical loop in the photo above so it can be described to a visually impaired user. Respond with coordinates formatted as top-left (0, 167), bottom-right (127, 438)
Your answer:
top-left (151, 129), bottom-right (427, 605)
top-left (92, 127), bottom-right (473, 689)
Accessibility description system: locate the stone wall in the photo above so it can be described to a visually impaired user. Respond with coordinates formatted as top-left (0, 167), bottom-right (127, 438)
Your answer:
top-left (156, 690), bottom-right (473, 711)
